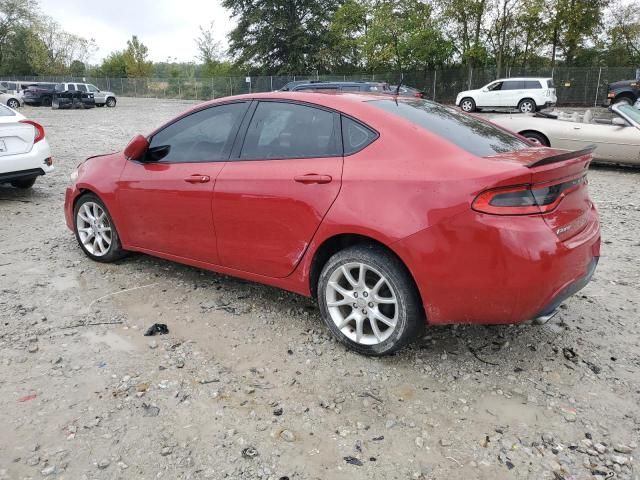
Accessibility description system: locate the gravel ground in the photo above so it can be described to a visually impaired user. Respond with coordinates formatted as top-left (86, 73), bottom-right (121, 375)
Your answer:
top-left (0, 98), bottom-right (639, 480)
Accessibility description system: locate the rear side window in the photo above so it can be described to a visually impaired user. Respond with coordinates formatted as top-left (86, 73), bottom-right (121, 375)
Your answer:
top-left (240, 101), bottom-right (339, 159)
top-left (524, 80), bottom-right (542, 89)
top-left (342, 116), bottom-right (377, 154)
top-left (341, 86), bottom-right (361, 92)
top-left (502, 81), bottom-right (524, 90)
top-left (370, 99), bottom-right (529, 157)
top-left (149, 102), bottom-right (248, 163)
top-left (67, 84), bottom-right (76, 91)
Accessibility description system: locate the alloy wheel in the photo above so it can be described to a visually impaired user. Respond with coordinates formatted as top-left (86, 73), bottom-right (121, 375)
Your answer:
top-left (325, 262), bottom-right (398, 345)
top-left (76, 202), bottom-right (113, 257)
top-left (520, 101), bottom-right (534, 113)
top-left (461, 100), bottom-right (473, 112)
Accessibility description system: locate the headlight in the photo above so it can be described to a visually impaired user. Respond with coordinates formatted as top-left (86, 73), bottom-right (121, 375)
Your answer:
top-left (69, 169), bottom-right (79, 182)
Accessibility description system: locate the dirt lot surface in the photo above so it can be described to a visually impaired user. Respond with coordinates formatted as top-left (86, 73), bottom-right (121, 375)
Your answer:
top-left (1, 98), bottom-right (638, 480)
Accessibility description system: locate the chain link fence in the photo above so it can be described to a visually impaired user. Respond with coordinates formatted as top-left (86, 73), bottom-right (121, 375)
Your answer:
top-left (3, 66), bottom-right (639, 106)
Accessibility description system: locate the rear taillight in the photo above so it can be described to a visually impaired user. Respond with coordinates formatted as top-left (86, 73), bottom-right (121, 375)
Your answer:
top-left (20, 120), bottom-right (45, 143)
top-left (415, 92), bottom-right (424, 98)
top-left (473, 176), bottom-right (586, 215)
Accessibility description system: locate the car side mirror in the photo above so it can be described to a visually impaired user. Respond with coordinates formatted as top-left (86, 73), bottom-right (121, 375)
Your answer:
top-left (124, 134), bottom-right (149, 161)
top-left (612, 117), bottom-right (627, 127)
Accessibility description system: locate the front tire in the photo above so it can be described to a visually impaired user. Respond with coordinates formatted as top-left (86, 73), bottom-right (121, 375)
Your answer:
top-left (7, 98), bottom-right (20, 109)
top-left (74, 194), bottom-right (127, 263)
top-left (41, 96), bottom-right (52, 107)
top-left (518, 98), bottom-right (536, 113)
top-left (460, 97), bottom-right (476, 112)
top-left (317, 244), bottom-right (423, 356)
top-left (11, 177), bottom-right (36, 189)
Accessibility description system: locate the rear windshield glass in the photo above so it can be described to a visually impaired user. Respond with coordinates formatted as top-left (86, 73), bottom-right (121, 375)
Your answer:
top-left (369, 99), bottom-right (529, 156)
top-left (0, 104), bottom-right (16, 116)
top-left (547, 79), bottom-right (555, 88)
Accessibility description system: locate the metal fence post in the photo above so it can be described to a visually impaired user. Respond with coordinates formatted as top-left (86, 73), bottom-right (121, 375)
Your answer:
top-left (270, 76), bottom-right (273, 91)
top-left (594, 67), bottom-right (602, 107)
top-left (433, 70), bottom-right (437, 101)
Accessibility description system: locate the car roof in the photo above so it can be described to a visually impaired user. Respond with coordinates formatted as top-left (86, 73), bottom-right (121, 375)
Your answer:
top-left (493, 77), bottom-right (552, 81)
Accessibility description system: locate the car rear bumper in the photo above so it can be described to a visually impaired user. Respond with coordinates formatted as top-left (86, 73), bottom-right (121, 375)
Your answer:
top-left (0, 141), bottom-right (53, 180)
top-left (0, 167), bottom-right (45, 183)
top-left (393, 205), bottom-right (600, 325)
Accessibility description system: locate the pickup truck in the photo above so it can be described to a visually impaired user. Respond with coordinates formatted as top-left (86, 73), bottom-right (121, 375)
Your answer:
top-left (23, 84), bottom-right (57, 107)
top-left (606, 79), bottom-right (639, 106)
top-left (56, 82), bottom-right (117, 107)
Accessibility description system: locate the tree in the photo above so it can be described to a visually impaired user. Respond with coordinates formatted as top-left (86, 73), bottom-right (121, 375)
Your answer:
top-left (124, 35), bottom-right (152, 77)
top-left (32, 16), bottom-right (96, 74)
top-left (223, 0), bottom-right (343, 74)
top-left (69, 59), bottom-right (85, 76)
top-left (442, 0), bottom-right (490, 69)
top-left (606, 1), bottom-right (640, 66)
top-left (99, 51), bottom-right (128, 77)
top-left (0, 0), bottom-right (36, 69)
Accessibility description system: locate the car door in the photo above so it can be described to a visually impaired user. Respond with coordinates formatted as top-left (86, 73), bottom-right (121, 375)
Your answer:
top-left (213, 100), bottom-right (343, 278)
top-left (478, 81), bottom-right (503, 107)
top-left (572, 121), bottom-right (640, 163)
top-left (116, 101), bottom-right (250, 263)
top-left (500, 80), bottom-right (523, 107)
top-left (87, 84), bottom-right (105, 103)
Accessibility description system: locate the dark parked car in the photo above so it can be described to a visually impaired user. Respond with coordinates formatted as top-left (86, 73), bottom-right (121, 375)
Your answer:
top-left (52, 84), bottom-right (96, 109)
top-left (605, 79), bottom-right (639, 106)
top-left (279, 80), bottom-right (324, 91)
top-left (290, 81), bottom-right (392, 94)
top-left (23, 83), bottom-right (57, 107)
top-left (390, 85), bottom-right (425, 98)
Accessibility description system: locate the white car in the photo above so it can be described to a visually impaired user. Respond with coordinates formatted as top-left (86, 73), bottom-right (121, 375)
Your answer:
top-left (56, 82), bottom-right (117, 107)
top-left (0, 92), bottom-right (24, 109)
top-left (0, 104), bottom-right (53, 189)
top-left (456, 77), bottom-right (557, 113)
top-left (486, 103), bottom-right (640, 166)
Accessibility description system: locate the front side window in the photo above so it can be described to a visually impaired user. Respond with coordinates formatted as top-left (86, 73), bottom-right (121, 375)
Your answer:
top-left (369, 99), bottom-right (529, 157)
top-left (76, 84), bottom-right (87, 92)
top-left (148, 102), bottom-right (248, 163)
top-left (487, 82), bottom-right (503, 91)
top-left (87, 84), bottom-right (98, 92)
top-left (240, 101), bottom-right (339, 159)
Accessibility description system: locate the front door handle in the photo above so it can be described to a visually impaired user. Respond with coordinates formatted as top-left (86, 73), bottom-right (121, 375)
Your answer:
top-left (294, 174), bottom-right (332, 184)
top-left (184, 175), bottom-right (210, 184)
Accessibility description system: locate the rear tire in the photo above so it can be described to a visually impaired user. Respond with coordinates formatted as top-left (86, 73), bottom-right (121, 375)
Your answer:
top-left (518, 98), bottom-right (536, 113)
top-left (460, 97), bottom-right (476, 112)
top-left (106, 97), bottom-right (117, 108)
top-left (10, 178), bottom-right (36, 189)
top-left (41, 96), bottom-right (52, 107)
top-left (7, 98), bottom-right (20, 109)
top-left (74, 193), bottom-right (127, 263)
top-left (317, 244), bottom-right (424, 356)
top-left (521, 131), bottom-right (549, 147)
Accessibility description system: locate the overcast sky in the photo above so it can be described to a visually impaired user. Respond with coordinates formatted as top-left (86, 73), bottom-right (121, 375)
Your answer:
top-left (38, 0), bottom-right (234, 64)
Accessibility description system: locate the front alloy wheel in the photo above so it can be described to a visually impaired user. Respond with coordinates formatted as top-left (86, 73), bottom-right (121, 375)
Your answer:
top-left (460, 98), bottom-right (475, 112)
top-left (74, 194), bottom-right (126, 262)
top-left (318, 245), bottom-right (423, 356)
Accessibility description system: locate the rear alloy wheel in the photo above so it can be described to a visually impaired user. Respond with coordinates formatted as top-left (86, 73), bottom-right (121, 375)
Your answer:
top-left (74, 194), bottom-right (126, 263)
top-left (521, 131), bottom-right (549, 147)
top-left (460, 97), bottom-right (476, 112)
top-left (42, 97), bottom-right (52, 107)
top-left (106, 97), bottom-right (117, 108)
top-left (7, 98), bottom-right (20, 109)
top-left (10, 177), bottom-right (36, 189)
top-left (318, 245), bottom-right (423, 356)
top-left (518, 98), bottom-right (536, 113)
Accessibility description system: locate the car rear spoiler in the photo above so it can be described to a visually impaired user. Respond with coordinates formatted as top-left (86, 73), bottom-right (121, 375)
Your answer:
top-left (527, 145), bottom-right (596, 168)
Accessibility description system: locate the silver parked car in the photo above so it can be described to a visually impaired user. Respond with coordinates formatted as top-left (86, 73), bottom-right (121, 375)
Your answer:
top-left (486, 103), bottom-right (640, 166)
top-left (0, 91), bottom-right (23, 109)
top-left (56, 82), bottom-right (117, 107)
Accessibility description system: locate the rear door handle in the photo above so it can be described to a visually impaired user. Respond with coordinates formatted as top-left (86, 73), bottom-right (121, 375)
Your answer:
top-left (184, 175), bottom-right (210, 184)
top-left (294, 174), bottom-right (332, 184)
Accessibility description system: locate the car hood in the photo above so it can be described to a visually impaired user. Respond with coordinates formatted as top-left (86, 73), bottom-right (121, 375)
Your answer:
top-left (609, 80), bottom-right (638, 89)
top-left (457, 89), bottom-right (478, 97)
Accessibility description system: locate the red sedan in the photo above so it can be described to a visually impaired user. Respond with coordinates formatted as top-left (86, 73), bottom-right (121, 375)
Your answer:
top-left (65, 92), bottom-right (600, 356)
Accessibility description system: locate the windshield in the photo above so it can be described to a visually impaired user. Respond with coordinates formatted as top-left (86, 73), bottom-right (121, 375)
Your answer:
top-left (369, 98), bottom-right (529, 156)
top-left (617, 104), bottom-right (640, 125)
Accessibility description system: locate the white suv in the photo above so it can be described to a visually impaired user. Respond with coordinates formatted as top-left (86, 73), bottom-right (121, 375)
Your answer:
top-left (57, 82), bottom-right (117, 107)
top-left (456, 78), bottom-right (557, 113)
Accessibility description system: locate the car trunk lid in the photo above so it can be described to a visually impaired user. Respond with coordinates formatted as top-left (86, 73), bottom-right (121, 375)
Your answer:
top-left (0, 121), bottom-right (35, 157)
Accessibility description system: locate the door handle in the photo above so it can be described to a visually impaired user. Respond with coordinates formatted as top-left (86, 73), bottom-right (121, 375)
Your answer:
top-left (184, 175), bottom-right (210, 184)
top-left (294, 174), bottom-right (332, 184)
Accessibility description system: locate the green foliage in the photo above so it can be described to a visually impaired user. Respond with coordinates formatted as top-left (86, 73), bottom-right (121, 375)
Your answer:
top-left (124, 35), bottom-right (153, 77)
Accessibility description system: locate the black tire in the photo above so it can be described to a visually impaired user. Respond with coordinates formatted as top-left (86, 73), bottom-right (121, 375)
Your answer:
top-left (518, 98), bottom-right (536, 113)
top-left (106, 97), bottom-right (117, 108)
top-left (73, 193), bottom-right (127, 263)
top-left (7, 98), bottom-right (20, 109)
top-left (521, 131), bottom-right (549, 147)
top-left (459, 97), bottom-right (476, 112)
top-left (41, 96), bottom-right (52, 107)
top-left (10, 177), bottom-right (36, 189)
top-left (614, 97), bottom-right (632, 106)
top-left (317, 244), bottom-right (424, 356)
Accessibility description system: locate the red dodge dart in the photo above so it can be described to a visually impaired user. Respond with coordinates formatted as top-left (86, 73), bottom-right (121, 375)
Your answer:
top-left (65, 92), bottom-right (600, 355)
